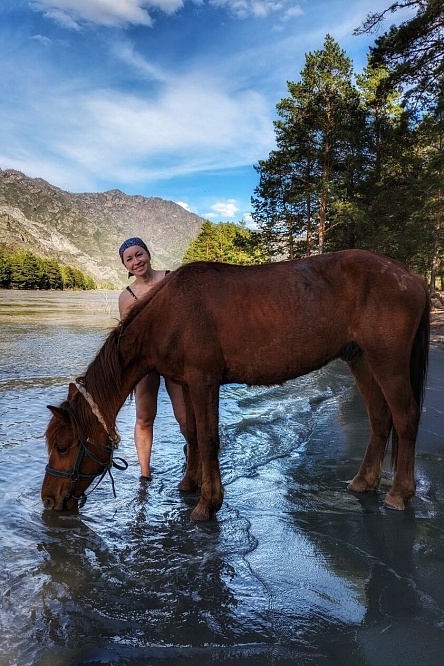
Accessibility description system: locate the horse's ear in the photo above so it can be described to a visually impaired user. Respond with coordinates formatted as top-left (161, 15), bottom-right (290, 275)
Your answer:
top-left (68, 383), bottom-right (79, 400)
top-left (47, 405), bottom-right (70, 422)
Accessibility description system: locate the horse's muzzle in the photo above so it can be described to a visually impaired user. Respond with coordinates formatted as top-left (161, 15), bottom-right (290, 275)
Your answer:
top-left (41, 492), bottom-right (78, 512)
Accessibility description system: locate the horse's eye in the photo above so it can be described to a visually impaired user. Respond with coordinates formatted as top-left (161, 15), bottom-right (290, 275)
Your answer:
top-left (56, 446), bottom-right (69, 454)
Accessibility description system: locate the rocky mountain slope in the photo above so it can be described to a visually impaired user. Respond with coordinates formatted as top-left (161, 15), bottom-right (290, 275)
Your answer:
top-left (0, 169), bottom-right (205, 286)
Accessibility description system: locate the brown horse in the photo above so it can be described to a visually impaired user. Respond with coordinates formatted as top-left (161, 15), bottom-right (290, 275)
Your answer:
top-left (42, 249), bottom-right (430, 520)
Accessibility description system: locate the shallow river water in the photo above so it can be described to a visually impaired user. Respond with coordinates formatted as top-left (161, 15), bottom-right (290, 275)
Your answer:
top-left (1, 289), bottom-right (444, 666)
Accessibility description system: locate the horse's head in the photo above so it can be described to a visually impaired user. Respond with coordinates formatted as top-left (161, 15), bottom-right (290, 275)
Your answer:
top-left (41, 382), bottom-right (119, 511)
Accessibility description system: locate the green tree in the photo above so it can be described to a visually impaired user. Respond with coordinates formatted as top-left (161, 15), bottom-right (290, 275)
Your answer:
top-left (61, 266), bottom-right (74, 289)
top-left (0, 247), bottom-right (12, 287)
top-left (10, 252), bottom-right (28, 289)
top-left (42, 258), bottom-right (64, 290)
top-left (22, 251), bottom-right (44, 289)
top-left (354, 1), bottom-right (443, 281)
top-left (252, 151), bottom-right (308, 258)
top-left (83, 274), bottom-right (97, 290)
top-left (356, 0), bottom-right (444, 108)
top-left (183, 221), bottom-right (268, 265)
top-left (0, 247), bottom-right (96, 290)
top-left (410, 98), bottom-right (444, 288)
top-left (183, 221), bottom-right (217, 262)
top-left (253, 35), bottom-right (364, 256)
top-left (328, 59), bottom-right (421, 256)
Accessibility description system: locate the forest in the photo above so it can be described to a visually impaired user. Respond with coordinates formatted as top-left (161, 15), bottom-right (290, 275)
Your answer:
top-left (187, 2), bottom-right (443, 291)
top-left (0, 247), bottom-right (96, 290)
top-left (251, 2), bottom-right (443, 290)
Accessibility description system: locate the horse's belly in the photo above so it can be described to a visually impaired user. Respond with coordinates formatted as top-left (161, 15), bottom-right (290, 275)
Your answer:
top-left (223, 342), bottom-right (337, 385)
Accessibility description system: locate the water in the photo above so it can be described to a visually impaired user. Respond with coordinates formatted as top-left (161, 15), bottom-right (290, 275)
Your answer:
top-left (1, 289), bottom-right (444, 665)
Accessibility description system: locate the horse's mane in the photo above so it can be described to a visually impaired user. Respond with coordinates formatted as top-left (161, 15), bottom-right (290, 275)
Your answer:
top-left (76, 272), bottom-right (175, 429)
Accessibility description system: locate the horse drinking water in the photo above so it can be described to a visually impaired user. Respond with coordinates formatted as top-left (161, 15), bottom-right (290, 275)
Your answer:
top-left (42, 249), bottom-right (430, 521)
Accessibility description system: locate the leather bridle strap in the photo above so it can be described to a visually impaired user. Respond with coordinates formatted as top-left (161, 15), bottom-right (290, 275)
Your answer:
top-left (45, 407), bottom-right (128, 505)
top-left (75, 382), bottom-right (120, 448)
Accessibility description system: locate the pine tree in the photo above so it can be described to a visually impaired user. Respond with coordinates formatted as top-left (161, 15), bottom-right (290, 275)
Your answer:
top-left (42, 258), bottom-right (64, 290)
top-left (0, 247), bottom-right (12, 287)
top-left (357, 0), bottom-right (444, 108)
top-left (253, 35), bottom-right (364, 256)
top-left (183, 221), bottom-right (268, 265)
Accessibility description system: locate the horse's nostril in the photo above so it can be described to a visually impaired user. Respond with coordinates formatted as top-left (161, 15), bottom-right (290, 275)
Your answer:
top-left (42, 497), bottom-right (55, 510)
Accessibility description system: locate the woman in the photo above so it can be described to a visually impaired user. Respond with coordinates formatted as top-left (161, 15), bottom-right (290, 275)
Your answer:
top-left (118, 237), bottom-right (187, 480)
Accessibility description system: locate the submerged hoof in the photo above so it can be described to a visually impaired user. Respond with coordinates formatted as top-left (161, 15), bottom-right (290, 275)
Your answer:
top-left (384, 492), bottom-right (406, 510)
top-left (178, 476), bottom-right (199, 492)
top-left (348, 477), bottom-right (379, 493)
top-left (190, 501), bottom-right (214, 521)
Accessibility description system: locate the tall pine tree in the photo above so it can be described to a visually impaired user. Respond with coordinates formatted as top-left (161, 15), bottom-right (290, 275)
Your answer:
top-left (252, 35), bottom-right (363, 255)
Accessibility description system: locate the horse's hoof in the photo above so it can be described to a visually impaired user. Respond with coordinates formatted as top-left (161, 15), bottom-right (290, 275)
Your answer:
top-left (384, 493), bottom-right (406, 510)
top-left (190, 503), bottom-right (212, 521)
top-left (348, 479), bottom-right (370, 493)
top-left (348, 475), bottom-right (379, 493)
top-left (178, 477), bottom-right (199, 492)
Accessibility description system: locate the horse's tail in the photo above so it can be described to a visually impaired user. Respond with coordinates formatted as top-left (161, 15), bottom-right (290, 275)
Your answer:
top-left (391, 288), bottom-right (431, 467)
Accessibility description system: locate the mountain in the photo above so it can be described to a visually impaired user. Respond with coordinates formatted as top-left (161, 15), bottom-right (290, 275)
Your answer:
top-left (0, 169), bottom-right (205, 286)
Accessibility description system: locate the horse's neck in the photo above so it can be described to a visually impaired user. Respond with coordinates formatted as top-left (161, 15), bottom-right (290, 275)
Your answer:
top-left (87, 318), bottom-right (154, 427)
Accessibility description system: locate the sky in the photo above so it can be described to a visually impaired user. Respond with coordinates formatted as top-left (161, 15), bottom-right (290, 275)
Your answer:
top-left (0, 0), bottom-right (412, 225)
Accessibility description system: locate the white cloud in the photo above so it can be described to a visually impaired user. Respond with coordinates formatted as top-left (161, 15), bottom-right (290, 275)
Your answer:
top-left (30, 0), bottom-right (184, 30)
top-left (30, 0), bottom-right (306, 29)
top-left (206, 200), bottom-right (240, 218)
top-left (111, 41), bottom-right (171, 83)
top-left (242, 212), bottom-right (257, 229)
top-left (176, 201), bottom-right (191, 211)
top-left (30, 34), bottom-right (53, 46)
top-left (53, 81), bottom-right (273, 181)
top-left (0, 65), bottom-right (275, 191)
top-left (209, 0), bottom-right (302, 20)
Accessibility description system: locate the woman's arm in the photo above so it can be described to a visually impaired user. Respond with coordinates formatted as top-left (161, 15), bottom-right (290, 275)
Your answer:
top-left (118, 289), bottom-right (134, 320)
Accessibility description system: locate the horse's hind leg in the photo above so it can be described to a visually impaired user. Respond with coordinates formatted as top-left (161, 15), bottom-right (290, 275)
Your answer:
top-left (371, 367), bottom-right (420, 510)
top-left (347, 355), bottom-right (393, 494)
top-left (178, 385), bottom-right (201, 492)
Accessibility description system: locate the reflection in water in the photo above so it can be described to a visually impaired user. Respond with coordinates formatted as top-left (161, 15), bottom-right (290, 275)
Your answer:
top-left (2, 290), bottom-right (444, 665)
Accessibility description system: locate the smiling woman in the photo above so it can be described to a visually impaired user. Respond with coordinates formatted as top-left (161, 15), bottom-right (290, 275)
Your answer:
top-left (118, 237), bottom-right (187, 481)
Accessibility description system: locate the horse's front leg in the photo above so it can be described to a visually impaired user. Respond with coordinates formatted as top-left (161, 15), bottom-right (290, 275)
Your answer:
top-left (178, 385), bottom-right (201, 492)
top-left (188, 381), bottom-right (223, 521)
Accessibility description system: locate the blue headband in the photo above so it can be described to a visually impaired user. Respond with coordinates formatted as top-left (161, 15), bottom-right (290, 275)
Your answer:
top-left (119, 237), bottom-right (150, 263)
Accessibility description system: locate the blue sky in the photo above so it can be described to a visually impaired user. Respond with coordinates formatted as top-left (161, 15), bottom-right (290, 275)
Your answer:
top-left (0, 0), bottom-right (411, 224)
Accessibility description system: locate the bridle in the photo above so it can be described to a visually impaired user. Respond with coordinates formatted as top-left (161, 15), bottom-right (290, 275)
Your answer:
top-left (45, 383), bottom-right (128, 507)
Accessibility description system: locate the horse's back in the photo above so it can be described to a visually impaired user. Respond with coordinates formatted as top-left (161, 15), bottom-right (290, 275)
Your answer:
top-left (150, 250), bottom-right (428, 384)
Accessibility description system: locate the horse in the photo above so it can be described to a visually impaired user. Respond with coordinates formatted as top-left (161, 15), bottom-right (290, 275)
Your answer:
top-left (41, 249), bottom-right (430, 521)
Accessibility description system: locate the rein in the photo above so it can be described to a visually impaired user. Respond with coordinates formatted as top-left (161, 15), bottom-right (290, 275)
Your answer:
top-left (45, 384), bottom-right (128, 506)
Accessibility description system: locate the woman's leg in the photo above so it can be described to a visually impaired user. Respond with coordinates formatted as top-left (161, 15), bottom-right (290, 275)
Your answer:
top-left (134, 372), bottom-right (161, 479)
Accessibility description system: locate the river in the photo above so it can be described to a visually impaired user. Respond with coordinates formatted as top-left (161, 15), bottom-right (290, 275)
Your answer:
top-left (1, 289), bottom-right (444, 666)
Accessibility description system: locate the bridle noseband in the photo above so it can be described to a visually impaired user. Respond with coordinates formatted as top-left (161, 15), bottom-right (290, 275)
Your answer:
top-left (45, 384), bottom-right (128, 507)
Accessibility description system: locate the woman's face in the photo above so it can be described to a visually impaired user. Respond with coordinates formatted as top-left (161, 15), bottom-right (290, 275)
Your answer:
top-left (122, 245), bottom-right (151, 276)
